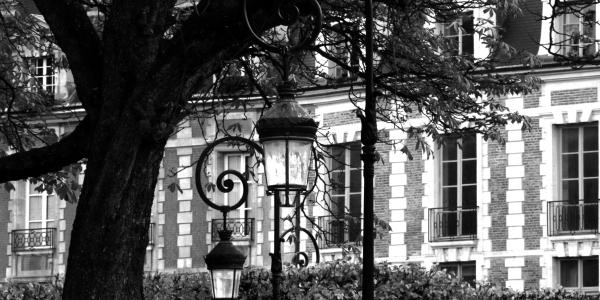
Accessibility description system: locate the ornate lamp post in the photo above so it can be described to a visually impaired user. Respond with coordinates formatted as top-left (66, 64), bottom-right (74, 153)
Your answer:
top-left (195, 1), bottom-right (323, 298)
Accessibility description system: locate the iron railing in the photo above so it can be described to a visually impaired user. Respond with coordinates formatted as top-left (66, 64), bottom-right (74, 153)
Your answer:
top-left (429, 207), bottom-right (477, 242)
top-left (317, 215), bottom-right (362, 248)
top-left (211, 218), bottom-right (254, 242)
top-left (548, 200), bottom-right (598, 236)
top-left (12, 228), bottom-right (56, 251)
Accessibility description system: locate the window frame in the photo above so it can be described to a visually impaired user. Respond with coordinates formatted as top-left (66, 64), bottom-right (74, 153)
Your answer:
top-left (438, 134), bottom-right (477, 209)
top-left (325, 142), bottom-right (363, 245)
top-left (437, 11), bottom-right (475, 56)
top-left (28, 56), bottom-right (56, 94)
top-left (554, 4), bottom-right (596, 57)
top-left (438, 261), bottom-right (476, 285)
top-left (25, 181), bottom-right (57, 230)
top-left (556, 256), bottom-right (599, 293)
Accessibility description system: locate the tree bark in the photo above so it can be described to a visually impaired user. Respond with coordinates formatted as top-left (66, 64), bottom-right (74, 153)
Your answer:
top-left (62, 114), bottom-right (170, 299)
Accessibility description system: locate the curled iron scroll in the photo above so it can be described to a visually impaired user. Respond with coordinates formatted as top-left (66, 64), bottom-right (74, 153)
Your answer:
top-left (194, 136), bottom-right (264, 215)
top-left (280, 227), bottom-right (321, 267)
top-left (242, 0), bottom-right (323, 54)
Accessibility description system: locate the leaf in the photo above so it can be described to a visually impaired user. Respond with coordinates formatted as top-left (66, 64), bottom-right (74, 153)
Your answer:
top-left (167, 182), bottom-right (183, 194)
top-left (3, 182), bottom-right (15, 193)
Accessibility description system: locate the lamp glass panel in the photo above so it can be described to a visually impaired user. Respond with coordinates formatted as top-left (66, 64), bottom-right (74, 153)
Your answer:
top-left (263, 139), bottom-right (312, 189)
top-left (211, 269), bottom-right (241, 298)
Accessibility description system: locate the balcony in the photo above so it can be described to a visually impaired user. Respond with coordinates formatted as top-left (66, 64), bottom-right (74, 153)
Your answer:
top-left (317, 215), bottom-right (362, 248)
top-left (429, 207), bottom-right (477, 242)
top-left (548, 200), bottom-right (598, 236)
top-left (211, 218), bottom-right (254, 242)
top-left (12, 228), bottom-right (56, 251)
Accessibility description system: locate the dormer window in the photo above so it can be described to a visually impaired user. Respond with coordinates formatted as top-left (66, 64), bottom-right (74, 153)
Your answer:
top-left (28, 56), bottom-right (56, 95)
top-left (437, 11), bottom-right (474, 56)
top-left (555, 5), bottom-right (596, 57)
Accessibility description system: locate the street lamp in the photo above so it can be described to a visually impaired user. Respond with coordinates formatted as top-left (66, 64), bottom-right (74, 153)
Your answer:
top-left (257, 82), bottom-right (318, 194)
top-left (205, 230), bottom-right (246, 299)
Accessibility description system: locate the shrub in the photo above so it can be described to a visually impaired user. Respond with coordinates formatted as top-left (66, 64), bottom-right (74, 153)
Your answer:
top-left (1, 262), bottom-right (598, 299)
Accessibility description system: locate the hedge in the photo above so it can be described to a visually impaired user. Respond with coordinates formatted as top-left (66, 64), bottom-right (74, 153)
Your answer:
top-left (0, 261), bottom-right (598, 299)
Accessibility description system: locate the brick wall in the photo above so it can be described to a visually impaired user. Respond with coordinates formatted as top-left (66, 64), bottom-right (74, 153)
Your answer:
top-left (523, 256), bottom-right (541, 289)
top-left (0, 188), bottom-right (8, 280)
top-left (489, 135), bottom-right (508, 252)
top-left (523, 90), bottom-right (541, 109)
top-left (191, 147), bottom-right (209, 268)
top-left (404, 139), bottom-right (424, 256)
top-left (551, 88), bottom-right (597, 106)
top-left (489, 257), bottom-right (508, 287)
top-left (162, 148), bottom-right (179, 269)
top-left (374, 134), bottom-right (391, 258)
top-left (523, 119), bottom-right (542, 250)
top-left (322, 110), bottom-right (357, 128)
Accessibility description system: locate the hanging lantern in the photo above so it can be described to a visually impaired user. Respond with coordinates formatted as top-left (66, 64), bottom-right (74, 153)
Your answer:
top-left (204, 230), bottom-right (246, 299)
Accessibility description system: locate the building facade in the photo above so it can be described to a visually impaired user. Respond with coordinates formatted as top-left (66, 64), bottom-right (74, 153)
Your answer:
top-left (4, 0), bottom-right (600, 294)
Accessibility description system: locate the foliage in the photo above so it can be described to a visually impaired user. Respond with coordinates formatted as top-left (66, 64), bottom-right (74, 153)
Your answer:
top-left (3, 262), bottom-right (598, 300)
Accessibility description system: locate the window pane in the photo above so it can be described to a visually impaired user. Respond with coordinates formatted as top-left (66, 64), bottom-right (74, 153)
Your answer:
top-left (349, 194), bottom-right (361, 217)
top-left (331, 171), bottom-right (345, 195)
top-left (350, 143), bottom-right (361, 169)
top-left (440, 264), bottom-right (458, 276)
top-left (462, 160), bottom-right (476, 184)
top-left (562, 154), bottom-right (579, 179)
top-left (462, 185), bottom-right (477, 208)
top-left (584, 126), bottom-right (598, 151)
top-left (583, 179), bottom-right (598, 201)
top-left (29, 183), bottom-right (42, 194)
top-left (442, 141), bottom-right (457, 160)
top-left (583, 258), bottom-right (599, 287)
top-left (350, 169), bottom-right (361, 193)
top-left (21, 255), bottom-right (49, 271)
top-left (47, 195), bottom-right (57, 220)
top-left (562, 180), bottom-right (579, 201)
top-left (584, 152), bottom-right (598, 177)
top-left (331, 146), bottom-right (346, 171)
top-left (442, 162), bottom-right (457, 186)
top-left (461, 262), bottom-right (476, 284)
top-left (227, 156), bottom-right (241, 172)
top-left (562, 128), bottom-right (579, 153)
top-left (560, 259), bottom-right (578, 287)
top-left (331, 196), bottom-right (345, 217)
top-left (442, 187), bottom-right (457, 208)
top-left (461, 135), bottom-right (476, 158)
top-left (29, 196), bottom-right (42, 221)
top-left (28, 222), bottom-right (42, 229)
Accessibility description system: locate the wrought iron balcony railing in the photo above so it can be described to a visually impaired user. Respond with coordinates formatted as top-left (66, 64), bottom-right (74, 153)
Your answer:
top-left (429, 207), bottom-right (477, 242)
top-left (548, 200), bottom-right (598, 236)
top-left (317, 215), bottom-right (362, 248)
top-left (211, 218), bottom-right (254, 242)
top-left (12, 228), bottom-right (56, 251)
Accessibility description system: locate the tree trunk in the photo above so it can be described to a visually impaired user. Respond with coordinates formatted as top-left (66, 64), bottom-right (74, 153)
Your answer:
top-left (62, 114), bottom-right (171, 299)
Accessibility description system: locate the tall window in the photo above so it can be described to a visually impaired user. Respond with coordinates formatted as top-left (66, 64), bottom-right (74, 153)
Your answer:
top-left (222, 153), bottom-right (252, 220)
top-left (27, 182), bottom-right (57, 230)
top-left (323, 143), bottom-right (362, 245)
top-left (438, 134), bottom-right (477, 238)
top-left (555, 5), bottom-right (596, 57)
top-left (438, 261), bottom-right (476, 285)
top-left (557, 256), bottom-right (598, 292)
top-left (29, 56), bottom-right (56, 94)
top-left (438, 12), bottom-right (474, 56)
top-left (558, 123), bottom-right (598, 231)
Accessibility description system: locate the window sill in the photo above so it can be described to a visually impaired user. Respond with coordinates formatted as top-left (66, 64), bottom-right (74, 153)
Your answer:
top-left (429, 240), bottom-right (477, 248)
top-left (548, 234), bottom-right (598, 242)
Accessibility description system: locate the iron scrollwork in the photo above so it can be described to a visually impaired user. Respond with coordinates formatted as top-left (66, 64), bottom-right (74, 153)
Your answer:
top-left (194, 136), bottom-right (264, 221)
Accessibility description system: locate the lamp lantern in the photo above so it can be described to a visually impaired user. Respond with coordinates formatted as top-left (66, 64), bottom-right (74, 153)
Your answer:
top-left (256, 82), bottom-right (318, 194)
top-left (205, 230), bottom-right (246, 300)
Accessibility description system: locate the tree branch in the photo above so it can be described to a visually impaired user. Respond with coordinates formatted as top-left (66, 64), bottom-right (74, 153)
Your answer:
top-left (0, 116), bottom-right (90, 183)
top-left (32, 0), bottom-right (102, 113)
